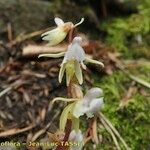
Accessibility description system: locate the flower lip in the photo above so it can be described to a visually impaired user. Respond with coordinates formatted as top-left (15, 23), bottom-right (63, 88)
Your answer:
top-left (83, 87), bottom-right (103, 106)
top-left (73, 87), bottom-right (104, 118)
top-left (89, 98), bottom-right (104, 112)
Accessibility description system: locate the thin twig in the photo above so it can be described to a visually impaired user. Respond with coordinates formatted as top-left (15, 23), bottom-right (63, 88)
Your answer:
top-left (7, 27), bottom-right (50, 47)
top-left (0, 80), bottom-right (26, 98)
top-left (31, 110), bottom-right (61, 141)
top-left (117, 63), bottom-right (150, 89)
top-left (0, 124), bottom-right (35, 137)
top-left (99, 116), bottom-right (121, 150)
top-left (92, 117), bottom-right (99, 144)
top-left (99, 112), bottom-right (130, 150)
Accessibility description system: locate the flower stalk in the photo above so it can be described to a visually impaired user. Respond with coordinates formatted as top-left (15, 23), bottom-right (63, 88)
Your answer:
top-left (39, 17), bottom-right (104, 150)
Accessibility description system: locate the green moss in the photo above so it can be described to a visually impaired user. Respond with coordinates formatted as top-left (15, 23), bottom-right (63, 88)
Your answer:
top-left (100, 0), bottom-right (150, 59)
top-left (92, 71), bottom-right (150, 150)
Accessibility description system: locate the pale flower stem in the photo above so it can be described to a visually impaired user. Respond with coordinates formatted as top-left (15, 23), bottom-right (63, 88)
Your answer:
top-left (99, 112), bottom-right (130, 150)
top-left (69, 28), bottom-right (75, 43)
top-left (100, 116), bottom-right (121, 150)
top-left (56, 29), bottom-right (83, 150)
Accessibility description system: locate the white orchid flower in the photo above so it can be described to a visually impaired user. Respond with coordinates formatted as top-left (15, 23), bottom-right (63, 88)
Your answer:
top-left (41, 17), bottom-right (84, 46)
top-left (73, 87), bottom-right (104, 118)
top-left (59, 37), bottom-right (86, 86)
top-left (69, 130), bottom-right (84, 150)
top-left (51, 87), bottom-right (104, 132)
top-left (39, 36), bottom-right (104, 86)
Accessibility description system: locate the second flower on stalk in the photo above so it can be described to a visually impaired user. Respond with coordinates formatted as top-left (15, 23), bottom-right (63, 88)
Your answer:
top-left (39, 36), bottom-right (104, 86)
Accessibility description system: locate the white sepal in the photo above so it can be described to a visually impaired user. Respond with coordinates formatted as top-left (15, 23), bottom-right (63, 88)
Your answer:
top-left (54, 17), bottom-right (64, 26)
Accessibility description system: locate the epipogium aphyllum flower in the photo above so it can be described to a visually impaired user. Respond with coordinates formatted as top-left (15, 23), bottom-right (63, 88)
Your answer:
top-left (73, 87), bottom-right (104, 118)
top-left (39, 37), bottom-right (104, 86)
top-left (52, 87), bottom-right (104, 132)
top-left (41, 17), bottom-right (84, 46)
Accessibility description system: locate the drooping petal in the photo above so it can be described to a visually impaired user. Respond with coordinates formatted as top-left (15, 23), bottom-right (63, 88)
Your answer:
top-left (81, 62), bottom-right (86, 70)
top-left (60, 103), bottom-right (75, 131)
top-left (65, 61), bottom-right (75, 86)
top-left (41, 28), bottom-right (67, 46)
top-left (54, 17), bottom-right (64, 26)
top-left (66, 73), bottom-right (72, 86)
top-left (85, 57), bottom-right (104, 67)
top-left (38, 52), bottom-right (65, 58)
top-left (74, 61), bottom-right (83, 85)
top-left (59, 63), bottom-right (66, 83)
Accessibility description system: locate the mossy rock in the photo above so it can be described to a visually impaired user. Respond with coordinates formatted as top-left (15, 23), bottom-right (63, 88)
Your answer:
top-left (0, 0), bottom-right (54, 36)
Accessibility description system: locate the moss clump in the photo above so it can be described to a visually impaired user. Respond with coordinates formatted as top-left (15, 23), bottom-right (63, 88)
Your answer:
top-left (93, 71), bottom-right (150, 150)
top-left (100, 0), bottom-right (150, 59)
